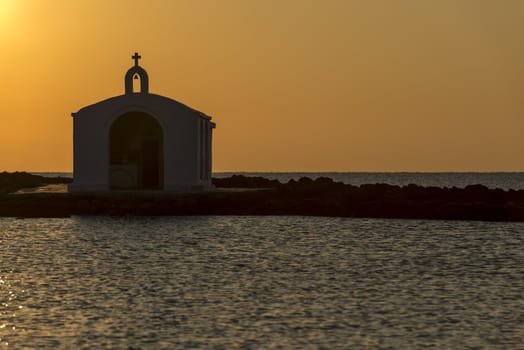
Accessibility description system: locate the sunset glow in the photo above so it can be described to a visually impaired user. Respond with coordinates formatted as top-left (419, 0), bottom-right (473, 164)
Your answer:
top-left (1, 0), bottom-right (523, 172)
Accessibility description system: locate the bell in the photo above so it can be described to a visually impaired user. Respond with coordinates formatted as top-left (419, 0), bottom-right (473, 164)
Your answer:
top-left (134, 74), bottom-right (139, 80)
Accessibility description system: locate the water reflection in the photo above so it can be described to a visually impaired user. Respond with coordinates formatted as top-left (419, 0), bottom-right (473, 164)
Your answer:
top-left (1, 216), bottom-right (523, 348)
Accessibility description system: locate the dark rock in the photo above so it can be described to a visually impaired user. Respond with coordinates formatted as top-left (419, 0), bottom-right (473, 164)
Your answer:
top-left (212, 175), bottom-right (280, 188)
top-left (0, 172), bottom-right (72, 194)
top-left (0, 174), bottom-right (523, 221)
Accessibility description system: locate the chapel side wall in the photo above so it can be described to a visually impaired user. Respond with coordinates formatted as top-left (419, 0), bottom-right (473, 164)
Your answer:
top-left (69, 112), bottom-right (109, 192)
top-left (195, 118), bottom-right (214, 188)
top-left (205, 121), bottom-right (214, 187)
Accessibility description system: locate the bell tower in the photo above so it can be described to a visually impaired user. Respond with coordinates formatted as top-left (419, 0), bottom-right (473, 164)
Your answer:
top-left (125, 52), bottom-right (149, 94)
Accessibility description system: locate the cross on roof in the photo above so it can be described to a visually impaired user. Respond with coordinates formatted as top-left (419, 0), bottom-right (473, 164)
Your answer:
top-left (132, 52), bottom-right (141, 66)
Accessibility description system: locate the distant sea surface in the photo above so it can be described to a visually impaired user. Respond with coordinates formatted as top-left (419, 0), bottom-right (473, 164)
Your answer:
top-left (1, 216), bottom-right (523, 349)
top-left (34, 172), bottom-right (524, 190)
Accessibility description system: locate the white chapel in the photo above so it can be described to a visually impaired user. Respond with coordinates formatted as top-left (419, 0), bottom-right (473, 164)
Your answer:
top-left (68, 53), bottom-right (216, 192)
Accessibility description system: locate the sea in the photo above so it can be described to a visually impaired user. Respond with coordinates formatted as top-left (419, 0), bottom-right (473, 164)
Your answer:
top-left (1, 173), bottom-right (523, 349)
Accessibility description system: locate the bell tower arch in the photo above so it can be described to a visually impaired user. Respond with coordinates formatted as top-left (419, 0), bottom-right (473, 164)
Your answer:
top-left (125, 52), bottom-right (149, 94)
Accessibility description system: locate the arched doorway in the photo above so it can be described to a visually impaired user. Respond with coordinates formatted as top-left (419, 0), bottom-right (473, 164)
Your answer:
top-left (109, 112), bottom-right (163, 190)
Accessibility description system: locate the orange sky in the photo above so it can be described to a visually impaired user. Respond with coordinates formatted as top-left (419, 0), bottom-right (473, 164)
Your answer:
top-left (1, 0), bottom-right (523, 172)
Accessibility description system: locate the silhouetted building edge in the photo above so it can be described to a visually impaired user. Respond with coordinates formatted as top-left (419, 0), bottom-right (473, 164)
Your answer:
top-left (69, 53), bottom-right (216, 193)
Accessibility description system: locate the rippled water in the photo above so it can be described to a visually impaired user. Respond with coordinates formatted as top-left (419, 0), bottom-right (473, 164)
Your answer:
top-left (1, 216), bottom-right (523, 349)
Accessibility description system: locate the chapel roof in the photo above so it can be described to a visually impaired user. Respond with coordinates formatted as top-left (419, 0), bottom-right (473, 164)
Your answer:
top-left (73, 53), bottom-right (212, 120)
top-left (74, 93), bottom-right (212, 120)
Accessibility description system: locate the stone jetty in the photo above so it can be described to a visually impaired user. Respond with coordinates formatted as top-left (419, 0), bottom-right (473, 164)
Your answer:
top-left (0, 173), bottom-right (523, 221)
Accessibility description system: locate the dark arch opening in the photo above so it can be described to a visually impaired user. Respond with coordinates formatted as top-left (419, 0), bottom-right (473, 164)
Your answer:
top-left (109, 112), bottom-right (163, 190)
top-left (132, 73), bottom-right (141, 93)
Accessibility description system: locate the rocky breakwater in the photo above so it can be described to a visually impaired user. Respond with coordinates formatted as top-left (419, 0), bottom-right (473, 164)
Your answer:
top-left (214, 175), bottom-right (524, 221)
top-left (0, 174), bottom-right (523, 221)
top-left (0, 172), bottom-right (72, 194)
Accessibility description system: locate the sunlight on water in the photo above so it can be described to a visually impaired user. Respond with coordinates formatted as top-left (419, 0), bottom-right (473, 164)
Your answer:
top-left (0, 216), bottom-right (523, 348)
